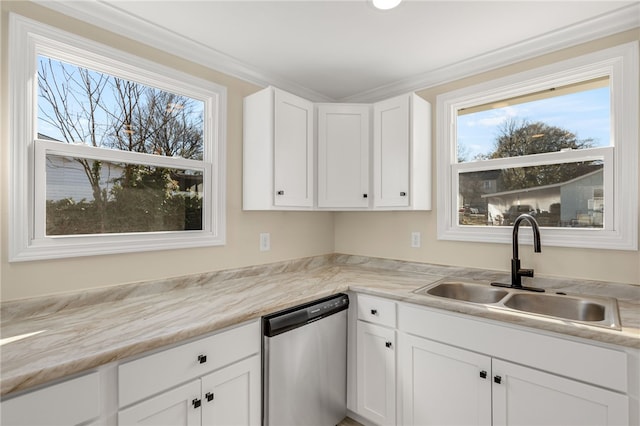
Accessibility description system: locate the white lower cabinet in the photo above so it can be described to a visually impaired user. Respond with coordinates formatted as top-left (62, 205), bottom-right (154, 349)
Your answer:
top-left (118, 355), bottom-right (260, 426)
top-left (398, 302), bottom-right (632, 426)
top-left (356, 321), bottom-right (396, 426)
top-left (401, 332), bottom-right (628, 426)
top-left (492, 358), bottom-right (628, 426)
top-left (117, 320), bottom-right (261, 426)
top-left (118, 380), bottom-right (201, 426)
top-left (400, 333), bottom-right (491, 426)
top-left (0, 371), bottom-right (101, 426)
top-left (201, 355), bottom-right (260, 426)
top-left (355, 294), bottom-right (398, 426)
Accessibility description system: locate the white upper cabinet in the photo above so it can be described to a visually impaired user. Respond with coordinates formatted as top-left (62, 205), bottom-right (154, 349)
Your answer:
top-left (243, 87), bottom-right (431, 211)
top-left (317, 104), bottom-right (370, 209)
top-left (373, 93), bottom-right (431, 210)
top-left (243, 87), bottom-right (314, 210)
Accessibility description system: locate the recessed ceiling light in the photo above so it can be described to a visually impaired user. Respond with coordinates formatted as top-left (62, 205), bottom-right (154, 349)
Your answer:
top-left (372, 0), bottom-right (402, 10)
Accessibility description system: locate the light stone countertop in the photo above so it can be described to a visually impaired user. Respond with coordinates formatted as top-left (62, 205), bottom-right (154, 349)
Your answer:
top-left (1, 254), bottom-right (638, 397)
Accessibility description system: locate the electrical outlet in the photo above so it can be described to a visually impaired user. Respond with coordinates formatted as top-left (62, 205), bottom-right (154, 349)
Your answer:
top-left (411, 231), bottom-right (421, 248)
top-left (260, 233), bottom-right (271, 251)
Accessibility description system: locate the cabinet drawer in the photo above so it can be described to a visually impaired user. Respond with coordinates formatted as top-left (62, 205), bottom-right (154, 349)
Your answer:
top-left (119, 320), bottom-right (260, 408)
top-left (1, 371), bottom-right (100, 426)
top-left (358, 294), bottom-right (396, 328)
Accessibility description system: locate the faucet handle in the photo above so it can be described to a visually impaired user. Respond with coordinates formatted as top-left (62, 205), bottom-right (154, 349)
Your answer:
top-left (518, 268), bottom-right (534, 278)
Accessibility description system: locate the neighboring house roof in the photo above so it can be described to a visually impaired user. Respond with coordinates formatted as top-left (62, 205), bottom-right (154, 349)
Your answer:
top-left (37, 132), bottom-right (62, 141)
top-left (481, 169), bottom-right (603, 199)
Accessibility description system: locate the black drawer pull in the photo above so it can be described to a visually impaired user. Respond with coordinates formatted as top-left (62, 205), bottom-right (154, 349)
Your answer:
top-left (400, 191), bottom-right (407, 196)
top-left (277, 190), bottom-right (284, 195)
top-left (198, 354), bottom-right (207, 364)
top-left (480, 370), bottom-right (487, 379)
top-left (206, 392), bottom-right (214, 402)
top-left (494, 375), bottom-right (502, 384)
top-left (192, 398), bottom-right (201, 408)
top-left (370, 309), bottom-right (378, 316)
top-left (385, 341), bottom-right (392, 349)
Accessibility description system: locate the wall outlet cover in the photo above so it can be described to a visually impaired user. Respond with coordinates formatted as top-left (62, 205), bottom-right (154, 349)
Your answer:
top-left (260, 233), bottom-right (271, 251)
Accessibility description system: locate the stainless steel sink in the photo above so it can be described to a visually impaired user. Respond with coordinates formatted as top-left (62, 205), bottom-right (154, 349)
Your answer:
top-left (413, 279), bottom-right (621, 330)
top-left (503, 293), bottom-right (606, 321)
top-left (501, 292), bottom-right (621, 329)
top-left (417, 281), bottom-right (509, 304)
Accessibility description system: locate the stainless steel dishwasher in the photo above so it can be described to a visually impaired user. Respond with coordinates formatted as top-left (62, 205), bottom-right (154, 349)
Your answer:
top-left (262, 293), bottom-right (349, 426)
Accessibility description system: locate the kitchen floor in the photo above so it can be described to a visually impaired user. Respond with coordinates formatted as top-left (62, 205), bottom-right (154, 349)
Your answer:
top-left (339, 417), bottom-right (364, 426)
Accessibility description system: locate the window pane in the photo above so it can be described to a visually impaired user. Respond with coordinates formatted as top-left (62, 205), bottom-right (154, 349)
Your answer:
top-left (458, 161), bottom-right (604, 228)
top-left (457, 78), bottom-right (610, 163)
top-left (37, 56), bottom-right (204, 160)
top-left (46, 153), bottom-right (203, 235)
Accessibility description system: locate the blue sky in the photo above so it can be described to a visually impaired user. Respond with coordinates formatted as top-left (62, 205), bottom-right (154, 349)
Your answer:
top-left (37, 55), bottom-right (204, 149)
top-left (457, 87), bottom-right (610, 162)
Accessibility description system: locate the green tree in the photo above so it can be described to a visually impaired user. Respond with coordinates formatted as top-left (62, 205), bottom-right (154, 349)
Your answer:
top-left (488, 119), bottom-right (599, 191)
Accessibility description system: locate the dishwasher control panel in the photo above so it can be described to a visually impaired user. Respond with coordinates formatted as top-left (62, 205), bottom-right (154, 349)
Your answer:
top-left (263, 293), bottom-right (349, 337)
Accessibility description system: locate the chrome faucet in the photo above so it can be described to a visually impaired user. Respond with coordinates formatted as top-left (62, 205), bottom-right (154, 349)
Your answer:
top-left (492, 213), bottom-right (544, 292)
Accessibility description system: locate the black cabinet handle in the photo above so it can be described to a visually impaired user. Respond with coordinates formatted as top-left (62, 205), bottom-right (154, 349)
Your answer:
top-left (276, 190), bottom-right (284, 195)
top-left (480, 370), bottom-right (487, 379)
top-left (363, 194), bottom-right (368, 198)
top-left (198, 354), bottom-right (207, 364)
top-left (385, 341), bottom-right (392, 348)
top-left (494, 375), bottom-right (502, 384)
top-left (192, 398), bottom-right (201, 409)
top-left (370, 309), bottom-right (378, 316)
top-left (400, 191), bottom-right (407, 196)
top-left (205, 392), bottom-right (214, 402)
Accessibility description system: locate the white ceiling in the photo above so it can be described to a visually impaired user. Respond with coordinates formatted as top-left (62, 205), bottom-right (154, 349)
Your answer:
top-left (40, 0), bottom-right (639, 102)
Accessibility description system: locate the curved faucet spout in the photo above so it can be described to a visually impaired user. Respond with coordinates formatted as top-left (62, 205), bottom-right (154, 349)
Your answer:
top-left (512, 213), bottom-right (542, 260)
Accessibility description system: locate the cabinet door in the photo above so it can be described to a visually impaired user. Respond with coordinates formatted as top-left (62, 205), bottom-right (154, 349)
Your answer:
top-left (492, 359), bottom-right (629, 426)
top-left (357, 321), bottom-right (396, 425)
top-left (0, 372), bottom-right (100, 426)
top-left (373, 95), bottom-right (410, 208)
top-left (118, 380), bottom-right (201, 426)
top-left (273, 88), bottom-right (314, 207)
top-left (317, 104), bottom-right (370, 208)
top-left (201, 355), bottom-right (261, 426)
top-left (400, 333), bottom-right (491, 426)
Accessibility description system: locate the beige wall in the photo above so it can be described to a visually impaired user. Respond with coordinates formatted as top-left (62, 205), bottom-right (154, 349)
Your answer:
top-left (0, 2), bottom-right (334, 301)
top-left (1, 3), bottom-right (638, 302)
top-left (335, 29), bottom-right (640, 286)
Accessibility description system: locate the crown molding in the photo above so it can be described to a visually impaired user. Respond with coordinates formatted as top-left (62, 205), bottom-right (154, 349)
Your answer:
top-left (31, 0), bottom-right (335, 102)
top-left (344, 2), bottom-right (640, 102)
top-left (32, 1), bottom-right (640, 103)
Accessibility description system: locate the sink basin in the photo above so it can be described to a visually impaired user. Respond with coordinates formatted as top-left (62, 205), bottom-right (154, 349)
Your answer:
top-left (413, 278), bottom-right (621, 330)
top-left (503, 293), bottom-right (605, 321)
top-left (419, 281), bottom-right (509, 304)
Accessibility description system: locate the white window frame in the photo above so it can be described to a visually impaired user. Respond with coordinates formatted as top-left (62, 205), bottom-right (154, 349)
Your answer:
top-left (437, 42), bottom-right (638, 250)
top-left (9, 14), bottom-right (227, 261)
